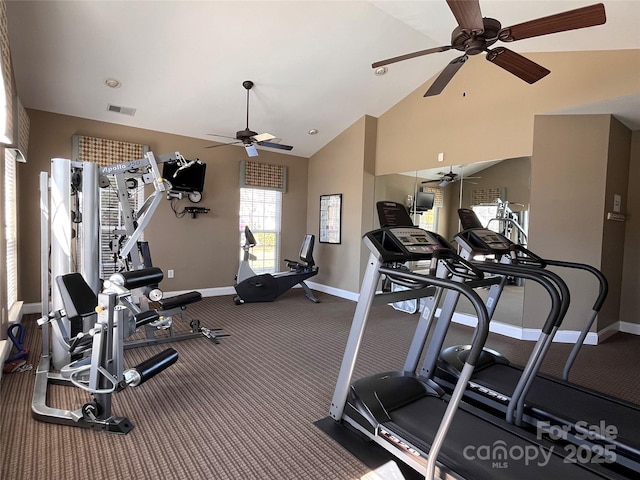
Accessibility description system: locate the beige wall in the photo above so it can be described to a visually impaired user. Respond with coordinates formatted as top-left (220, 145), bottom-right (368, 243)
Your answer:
top-left (620, 131), bottom-right (640, 324)
top-left (600, 117), bottom-right (633, 329)
top-left (306, 115), bottom-right (376, 294)
top-left (525, 114), bottom-right (631, 332)
top-left (376, 50), bottom-right (640, 176)
top-left (19, 110), bottom-right (309, 303)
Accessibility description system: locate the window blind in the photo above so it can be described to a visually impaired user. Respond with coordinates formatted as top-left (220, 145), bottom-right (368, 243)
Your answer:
top-left (73, 135), bottom-right (147, 166)
top-left (0, 0), bottom-right (13, 145)
top-left (240, 160), bottom-right (287, 193)
top-left (72, 135), bottom-right (148, 275)
top-left (4, 147), bottom-right (16, 308)
top-left (472, 187), bottom-right (506, 205)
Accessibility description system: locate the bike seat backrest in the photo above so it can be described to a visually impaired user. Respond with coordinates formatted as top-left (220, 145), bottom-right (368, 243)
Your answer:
top-left (299, 234), bottom-right (316, 268)
top-left (244, 226), bottom-right (257, 248)
top-left (55, 273), bottom-right (98, 322)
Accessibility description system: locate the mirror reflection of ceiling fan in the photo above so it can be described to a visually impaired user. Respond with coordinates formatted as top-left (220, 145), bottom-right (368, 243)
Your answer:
top-left (206, 80), bottom-right (293, 157)
top-left (372, 1), bottom-right (606, 97)
top-left (422, 166), bottom-right (480, 187)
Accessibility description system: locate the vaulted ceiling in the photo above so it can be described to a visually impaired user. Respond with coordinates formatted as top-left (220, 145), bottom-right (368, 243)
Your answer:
top-left (7, 1), bottom-right (640, 158)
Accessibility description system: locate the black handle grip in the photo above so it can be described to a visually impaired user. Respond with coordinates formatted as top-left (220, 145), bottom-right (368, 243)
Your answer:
top-left (109, 267), bottom-right (164, 290)
top-left (436, 250), bottom-right (484, 281)
top-left (132, 348), bottom-right (178, 386)
top-left (134, 310), bottom-right (160, 328)
top-left (512, 244), bottom-right (546, 268)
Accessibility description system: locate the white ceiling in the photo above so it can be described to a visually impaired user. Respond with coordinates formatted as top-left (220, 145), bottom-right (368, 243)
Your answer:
top-left (7, 1), bottom-right (640, 159)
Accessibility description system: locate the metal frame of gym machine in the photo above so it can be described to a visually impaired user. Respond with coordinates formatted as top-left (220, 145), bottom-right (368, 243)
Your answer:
top-left (32, 151), bottom-right (192, 432)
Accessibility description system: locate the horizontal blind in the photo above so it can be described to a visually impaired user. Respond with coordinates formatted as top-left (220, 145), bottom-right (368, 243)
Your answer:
top-left (239, 188), bottom-right (282, 274)
top-left (4, 147), bottom-right (16, 307)
top-left (72, 135), bottom-right (148, 275)
top-left (0, 0), bottom-right (12, 145)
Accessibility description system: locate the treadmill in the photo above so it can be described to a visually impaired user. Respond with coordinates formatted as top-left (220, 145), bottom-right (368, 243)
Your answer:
top-left (432, 213), bottom-right (640, 475)
top-left (329, 226), bottom-right (625, 480)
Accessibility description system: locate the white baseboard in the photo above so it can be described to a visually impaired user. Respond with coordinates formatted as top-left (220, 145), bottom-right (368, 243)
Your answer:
top-left (22, 302), bottom-right (41, 315)
top-left (449, 311), bottom-right (601, 345)
top-left (305, 281), bottom-right (359, 301)
top-left (619, 321), bottom-right (640, 335)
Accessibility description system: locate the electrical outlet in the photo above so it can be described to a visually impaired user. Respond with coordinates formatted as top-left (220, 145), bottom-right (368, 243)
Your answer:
top-left (167, 269), bottom-right (174, 278)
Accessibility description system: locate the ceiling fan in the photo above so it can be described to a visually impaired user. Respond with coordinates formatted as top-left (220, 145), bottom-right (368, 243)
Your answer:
top-left (422, 166), bottom-right (480, 187)
top-left (206, 80), bottom-right (293, 157)
top-left (372, 1), bottom-right (606, 97)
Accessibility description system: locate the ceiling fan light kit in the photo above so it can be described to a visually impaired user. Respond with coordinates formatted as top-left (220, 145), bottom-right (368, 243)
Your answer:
top-left (373, 1), bottom-right (606, 97)
top-left (206, 80), bottom-right (294, 157)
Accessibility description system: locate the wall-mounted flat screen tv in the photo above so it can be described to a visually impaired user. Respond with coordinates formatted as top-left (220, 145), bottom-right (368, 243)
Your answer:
top-left (415, 191), bottom-right (435, 211)
top-left (162, 159), bottom-right (206, 193)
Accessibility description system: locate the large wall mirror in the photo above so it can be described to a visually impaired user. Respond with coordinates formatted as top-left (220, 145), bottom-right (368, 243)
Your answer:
top-left (374, 156), bottom-right (531, 328)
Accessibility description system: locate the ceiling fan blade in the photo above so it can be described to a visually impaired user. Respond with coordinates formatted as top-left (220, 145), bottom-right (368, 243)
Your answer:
top-left (499, 3), bottom-right (606, 42)
top-left (446, 0), bottom-right (484, 34)
top-left (252, 132), bottom-right (276, 143)
top-left (257, 141), bottom-right (294, 151)
top-left (421, 179), bottom-right (441, 184)
top-left (245, 144), bottom-right (259, 157)
top-left (205, 141), bottom-right (242, 149)
top-left (486, 47), bottom-right (550, 84)
top-left (424, 55), bottom-right (467, 97)
top-left (372, 45), bottom-right (452, 69)
top-left (207, 133), bottom-right (238, 140)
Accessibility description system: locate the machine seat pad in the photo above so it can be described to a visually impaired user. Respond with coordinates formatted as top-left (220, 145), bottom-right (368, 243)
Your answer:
top-left (159, 291), bottom-right (202, 310)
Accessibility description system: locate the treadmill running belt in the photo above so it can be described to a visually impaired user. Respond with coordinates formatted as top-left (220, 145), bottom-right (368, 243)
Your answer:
top-left (388, 396), bottom-right (616, 479)
top-left (471, 364), bottom-right (640, 455)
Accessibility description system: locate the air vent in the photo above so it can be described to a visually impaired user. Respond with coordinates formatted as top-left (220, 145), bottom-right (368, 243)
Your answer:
top-left (107, 104), bottom-right (136, 116)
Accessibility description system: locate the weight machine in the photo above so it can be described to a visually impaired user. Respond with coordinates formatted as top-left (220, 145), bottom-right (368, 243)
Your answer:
top-left (484, 198), bottom-right (528, 246)
top-left (34, 267), bottom-right (179, 434)
top-left (33, 151), bottom-right (225, 432)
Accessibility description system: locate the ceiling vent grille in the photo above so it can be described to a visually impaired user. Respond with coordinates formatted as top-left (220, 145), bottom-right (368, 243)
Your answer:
top-left (107, 104), bottom-right (136, 116)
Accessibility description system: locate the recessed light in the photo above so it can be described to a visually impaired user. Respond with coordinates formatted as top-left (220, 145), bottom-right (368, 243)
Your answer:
top-left (374, 66), bottom-right (388, 76)
top-left (308, 129), bottom-right (319, 135)
top-left (105, 78), bottom-right (121, 88)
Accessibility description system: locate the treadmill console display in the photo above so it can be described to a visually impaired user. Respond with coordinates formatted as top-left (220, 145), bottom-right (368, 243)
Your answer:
top-left (470, 229), bottom-right (511, 251)
top-left (388, 227), bottom-right (442, 254)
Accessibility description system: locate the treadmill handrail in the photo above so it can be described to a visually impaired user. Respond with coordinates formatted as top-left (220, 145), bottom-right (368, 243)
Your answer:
top-left (471, 262), bottom-right (568, 334)
top-left (378, 265), bottom-right (491, 480)
top-left (542, 259), bottom-right (609, 380)
top-left (379, 266), bottom-right (490, 367)
top-left (469, 261), bottom-right (573, 425)
top-left (541, 259), bottom-right (608, 312)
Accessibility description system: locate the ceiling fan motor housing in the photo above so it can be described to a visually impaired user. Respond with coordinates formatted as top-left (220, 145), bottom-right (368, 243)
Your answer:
top-left (236, 128), bottom-right (258, 143)
top-left (451, 17), bottom-right (502, 55)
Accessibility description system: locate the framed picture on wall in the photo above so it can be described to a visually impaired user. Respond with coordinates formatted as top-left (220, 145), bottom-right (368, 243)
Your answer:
top-left (319, 194), bottom-right (342, 244)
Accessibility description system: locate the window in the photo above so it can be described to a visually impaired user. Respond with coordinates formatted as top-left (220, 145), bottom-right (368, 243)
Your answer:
top-left (239, 188), bottom-right (282, 274)
top-left (4, 148), bottom-right (17, 308)
top-left (415, 207), bottom-right (439, 233)
top-left (99, 177), bottom-right (145, 276)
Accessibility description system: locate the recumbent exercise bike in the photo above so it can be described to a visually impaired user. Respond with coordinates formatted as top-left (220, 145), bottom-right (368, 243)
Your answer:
top-left (233, 226), bottom-right (319, 304)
